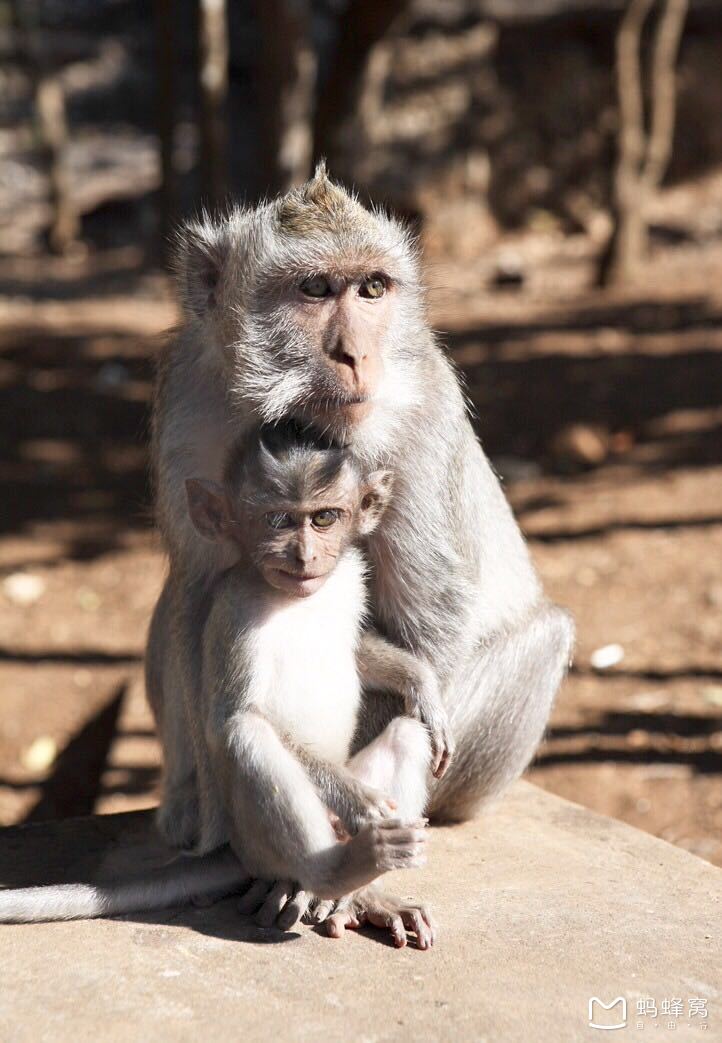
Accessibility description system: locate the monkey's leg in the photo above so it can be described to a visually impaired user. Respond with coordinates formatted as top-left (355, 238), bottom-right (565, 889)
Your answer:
top-left (310, 604), bottom-right (573, 947)
top-left (305, 717), bottom-right (436, 949)
top-left (428, 602), bottom-right (574, 822)
top-left (145, 580), bottom-right (199, 849)
top-left (347, 716), bottom-right (431, 820)
top-left (211, 713), bottom-right (427, 902)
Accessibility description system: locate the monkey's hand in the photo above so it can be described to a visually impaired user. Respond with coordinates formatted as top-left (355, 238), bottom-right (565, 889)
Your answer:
top-left (404, 694), bottom-right (455, 780)
top-left (331, 775), bottom-right (397, 835)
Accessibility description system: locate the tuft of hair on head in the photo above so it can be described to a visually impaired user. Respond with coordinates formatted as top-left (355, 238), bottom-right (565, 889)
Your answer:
top-left (224, 420), bottom-right (354, 508)
top-left (275, 161), bottom-right (375, 238)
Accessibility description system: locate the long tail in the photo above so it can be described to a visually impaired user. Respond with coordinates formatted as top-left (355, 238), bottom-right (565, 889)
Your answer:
top-left (0, 848), bottom-right (247, 923)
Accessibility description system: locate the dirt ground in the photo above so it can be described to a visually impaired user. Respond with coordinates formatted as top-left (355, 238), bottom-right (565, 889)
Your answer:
top-left (0, 222), bottom-right (720, 867)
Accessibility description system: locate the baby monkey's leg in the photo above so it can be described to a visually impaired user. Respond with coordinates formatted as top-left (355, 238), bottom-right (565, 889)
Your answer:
top-left (347, 715), bottom-right (432, 820)
top-left (307, 716), bottom-right (435, 947)
top-left (215, 713), bottom-right (427, 904)
top-left (247, 714), bottom-right (432, 933)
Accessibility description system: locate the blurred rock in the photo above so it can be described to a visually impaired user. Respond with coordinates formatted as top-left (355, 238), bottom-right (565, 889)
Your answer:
top-left (590, 643), bottom-right (625, 670)
top-left (551, 423), bottom-right (609, 471)
top-left (2, 573), bottom-right (46, 606)
top-left (490, 250), bottom-right (525, 289)
top-left (22, 736), bottom-right (57, 772)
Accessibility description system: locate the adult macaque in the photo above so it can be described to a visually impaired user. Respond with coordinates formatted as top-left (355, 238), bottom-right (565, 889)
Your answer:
top-left (148, 164), bottom-right (574, 941)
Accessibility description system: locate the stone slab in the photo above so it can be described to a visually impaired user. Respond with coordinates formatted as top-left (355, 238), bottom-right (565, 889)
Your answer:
top-left (1, 782), bottom-right (719, 1042)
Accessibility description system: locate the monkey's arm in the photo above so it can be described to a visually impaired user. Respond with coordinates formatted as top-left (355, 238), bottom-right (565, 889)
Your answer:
top-left (289, 744), bottom-right (397, 833)
top-left (357, 631), bottom-right (455, 779)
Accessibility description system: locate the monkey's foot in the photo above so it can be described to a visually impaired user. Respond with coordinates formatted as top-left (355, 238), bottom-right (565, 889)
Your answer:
top-left (316, 886), bottom-right (437, 950)
top-left (237, 879), bottom-right (435, 949)
top-left (237, 879), bottom-right (311, 931)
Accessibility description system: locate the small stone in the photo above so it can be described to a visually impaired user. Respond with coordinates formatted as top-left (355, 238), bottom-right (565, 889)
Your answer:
top-left (590, 643), bottom-right (625, 670)
top-left (701, 685), bottom-right (722, 707)
top-left (490, 250), bottom-right (525, 289)
top-left (628, 690), bottom-right (668, 711)
top-left (551, 424), bottom-right (609, 470)
top-left (2, 572), bottom-right (46, 606)
top-left (22, 735), bottom-right (57, 772)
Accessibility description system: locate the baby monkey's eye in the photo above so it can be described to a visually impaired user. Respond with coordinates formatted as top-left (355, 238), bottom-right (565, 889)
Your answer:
top-left (311, 509), bottom-right (339, 529)
top-left (265, 511), bottom-right (294, 530)
top-left (300, 275), bottom-right (331, 298)
top-left (359, 274), bottom-right (386, 299)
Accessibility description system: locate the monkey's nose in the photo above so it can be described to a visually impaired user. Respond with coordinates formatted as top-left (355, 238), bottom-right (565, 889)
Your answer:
top-left (331, 335), bottom-right (366, 371)
top-left (295, 540), bottom-right (315, 566)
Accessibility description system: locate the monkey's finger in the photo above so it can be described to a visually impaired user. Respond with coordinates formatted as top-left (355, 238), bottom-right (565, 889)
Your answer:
top-left (364, 905), bottom-right (407, 948)
top-left (307, 898), bottom-right (336, 924)
top-left (276, 889), bottom-right (310, 932)
top-left (237, 879), bottom-right (273, 915)
top-left (432, 743), bottom-right (452, 779)
top-left (400, 907), bottom-right (434, 950)
top-left (376, 825), bottom-right (428, 846)
top-left (255, 880), bottom-right (294, 928)
top-left (374, 817), bottom-right (427, 832)
top-left (418, 903), bottom-right (438, 944)
top-left (323, 907), bottom-right (360, 939)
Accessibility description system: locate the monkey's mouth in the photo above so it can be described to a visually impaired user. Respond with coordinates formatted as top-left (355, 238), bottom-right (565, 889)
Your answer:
top-left (268, 567), bottom-right (328, 598)
top-left (315, 394), bottom-right (373, 423)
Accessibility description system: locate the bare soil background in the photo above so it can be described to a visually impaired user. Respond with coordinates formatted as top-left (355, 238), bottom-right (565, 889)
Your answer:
top-left (0, 196), bottom-right (720, 866)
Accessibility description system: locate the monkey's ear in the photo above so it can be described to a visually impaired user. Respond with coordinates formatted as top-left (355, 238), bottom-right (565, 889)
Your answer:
top-left (358, 470), bottom-right (393, 535)
top-left (174, 220), bottom-right (230, 318)
top-left (185, 479), bottom-right (233, 542)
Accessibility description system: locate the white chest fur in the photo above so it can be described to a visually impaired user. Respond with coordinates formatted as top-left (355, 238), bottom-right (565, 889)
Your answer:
top-left (249, 550), bottom-right (367, 764)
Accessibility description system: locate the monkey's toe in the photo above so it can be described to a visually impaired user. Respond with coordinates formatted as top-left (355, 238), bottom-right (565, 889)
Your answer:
top-left (274, 887), bottom-right (311, 931)
top-left (255, 880), bottom-right (294, 927)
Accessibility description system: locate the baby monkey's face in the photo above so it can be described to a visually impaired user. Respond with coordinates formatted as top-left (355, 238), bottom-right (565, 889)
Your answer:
top-left (185, 459), bottom-right (392, 601)
top-left (248, 497), bottom-right (354, 598)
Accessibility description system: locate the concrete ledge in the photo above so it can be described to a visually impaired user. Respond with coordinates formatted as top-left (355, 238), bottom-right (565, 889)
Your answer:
top-left (1, 782), bottom-right (719, 1042)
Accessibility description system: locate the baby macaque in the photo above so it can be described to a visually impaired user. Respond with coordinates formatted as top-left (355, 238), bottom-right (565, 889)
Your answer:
top-left (187, 421), bottom-right (453, 905)
top-left (0, 422), bottom-right (449, 938)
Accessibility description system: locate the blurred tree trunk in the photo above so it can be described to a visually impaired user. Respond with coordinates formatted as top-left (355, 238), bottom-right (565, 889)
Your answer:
top-left (155, 0), bottom-right (176, 254)
top-left (12, 0), bottom-right (78, 254)
top-left (599, 0), bottom-right (689, 286)
top-left (312, 0), bottom-right (408, 168)
top-left (198, 0), bottom-right (229, 207)
top-left (253, 0), bottom-right (316, 195)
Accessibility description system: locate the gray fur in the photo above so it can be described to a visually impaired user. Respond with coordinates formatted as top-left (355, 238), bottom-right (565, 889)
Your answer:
top-left (197, 561), bottom-right (430, 899)
top-left (145, 165), bottom-right (574, 936)
top-left (150, 165), bottom-right (572, 851)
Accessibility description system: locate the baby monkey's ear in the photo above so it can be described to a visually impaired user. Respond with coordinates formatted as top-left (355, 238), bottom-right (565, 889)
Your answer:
top-left (185, 479), bottom-right (234, 542)
top-left (358, 470), bottom-right (394, 535)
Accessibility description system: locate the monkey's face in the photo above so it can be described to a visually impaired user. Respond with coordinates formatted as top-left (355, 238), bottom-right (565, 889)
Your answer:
top-left (235, 457), bottom-right (392, 600)
top-left (250, 269), bottom-right (398, 432)
top-left (248, 504), bottom-right (354, 599)
top-left (177, 168), bottom-right (425, 438)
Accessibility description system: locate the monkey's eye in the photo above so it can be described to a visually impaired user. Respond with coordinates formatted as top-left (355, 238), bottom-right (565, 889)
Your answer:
top-left (311, 509), bottom-right (339, 529)
top-left (300, 275), bottom-right (331, 298)
top-left (265, 511), bottom-right (294, 530)
top-left (359, 274), bottom-right (386, 299)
